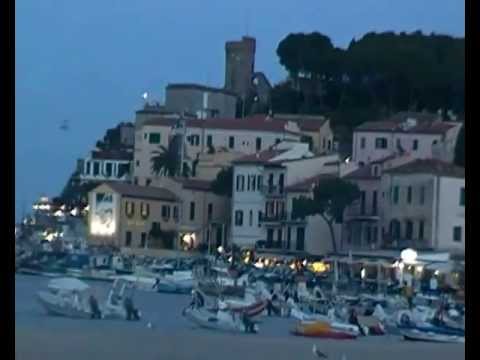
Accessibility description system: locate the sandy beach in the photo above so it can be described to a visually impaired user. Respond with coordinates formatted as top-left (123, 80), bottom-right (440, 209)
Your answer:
top-left (15, 275), bottom-right (464, 360)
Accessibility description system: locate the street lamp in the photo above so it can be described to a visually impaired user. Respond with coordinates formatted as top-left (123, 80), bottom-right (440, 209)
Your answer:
top-left (401, 248), bottom-right (418, 264)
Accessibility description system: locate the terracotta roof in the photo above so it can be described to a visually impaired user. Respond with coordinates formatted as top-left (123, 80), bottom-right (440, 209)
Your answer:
top-left (91, 150), bottom-right (133, 161)
top-left (142, 115), bottom-right (302, 135)
top-left (102, 182), bottom-right (179, 202)
top-left (384, 159), bottom-right (465, 178)
top-left (343, 165), bottom-right (379, 180)
top-left (178, 178), bottom-right (213, 192)
top-left (286, 173), bottom-right (337, 193)
top-left (355, 112), bottom-right (457, 134)
top-left (166, 83), bottom-right (238, 97)
top-left (233, 150), bottom-right (287, 165)
top-left (273, 114), bottom-right (328, 132)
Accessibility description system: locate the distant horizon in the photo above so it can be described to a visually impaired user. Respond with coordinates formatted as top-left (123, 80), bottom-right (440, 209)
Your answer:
top-left (15, 0), bottom-right (465, 221)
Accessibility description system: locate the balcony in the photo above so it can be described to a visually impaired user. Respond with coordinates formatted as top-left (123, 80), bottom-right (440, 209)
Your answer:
top-left (259, 212), bottom-right (287, 223)
top-left (260, 185), bottom-right (285, 198)
top-left (259, 212), bottom-right (307, 224)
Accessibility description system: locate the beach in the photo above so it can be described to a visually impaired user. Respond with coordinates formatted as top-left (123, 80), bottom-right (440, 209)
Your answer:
top-left (15, 275), bottom-right (464, 360)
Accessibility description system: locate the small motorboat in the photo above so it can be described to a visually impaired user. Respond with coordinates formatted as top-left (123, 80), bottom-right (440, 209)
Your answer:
top-left (155, 276), bottom-right (194, 294)
top-left (37, 278), bottom-right (94, 319)
top-left (102, 278), bottom-right (142, 320)
top-left (198, 280), bottom-right (245, 298)
top-left (222, 299), bottom-right (268, 318)
top-left (183, 308), bottom-right (257, 333)
top-left (401, 329), bottom-right (465, 343)
top-left (292, 320), bottom-right (359, 339)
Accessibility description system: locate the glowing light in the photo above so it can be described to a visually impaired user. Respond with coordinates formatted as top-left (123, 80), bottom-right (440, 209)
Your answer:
top-left (54, 210), bottom-right (64, 217)
top-left (400, 248), bottom-right (418, 264)
top-left (361, 268), bottom-right (366, 279)
top-left (434, 270), bottom-right (440, 276)
top-left (416, 266), bottom-right (424, 274)
top-left (90, 219), bottom-right (116, 236)
top-left (70, 208), bottom-right (79, 216)
top-left (254, 260), bottom-right (264, 269)
top-left (217, 246), bottom-right (224, 254)
top-left (228, 256), bottom-right (233, 263)
top-left (398, 262), bottom-right (405, 271)
top-left (310, 262), bottom-right (328, 273)
top-left (289, 263), bottom-right (296, 270)
top-left (302, 259), bottom-right (308, 267)
top-left (142, 92), bottom-right (148, 100)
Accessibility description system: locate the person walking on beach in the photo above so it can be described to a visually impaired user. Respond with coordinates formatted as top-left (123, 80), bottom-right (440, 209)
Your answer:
top-left (89, 294), bottom-right (102, 319)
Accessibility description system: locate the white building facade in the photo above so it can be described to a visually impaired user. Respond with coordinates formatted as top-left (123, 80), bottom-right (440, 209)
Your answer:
top-left (230, 142), bottom-right (341, 255)
top-left (79, 150), bottom-right (133, 183)
top-left (380, 159), bottom-right (465, 253)
top-left (352, 112), bottom-right (462, 165)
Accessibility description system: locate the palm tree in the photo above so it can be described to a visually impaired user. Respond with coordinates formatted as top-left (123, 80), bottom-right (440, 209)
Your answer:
top-left (150, 144), bottom-right (179, 177)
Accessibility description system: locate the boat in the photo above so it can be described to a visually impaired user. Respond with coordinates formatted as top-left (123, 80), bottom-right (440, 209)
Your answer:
top-left (222, 299), bottom-right (268, 318)
top-left (292, 320), bottom-right (359, 339)
top-left (37, 278), bottom-right (95, 319)
top-left (102, 278), bottom-right (142, 320)
top-left (198, 280), bottom-right (245, 298)
top-left (155, 276), bottom-right (194, 294)
top-left (183, 307), bottom-right (256, 333)
top-left (397, 322), bottom-right (465, 337)
top-left (401, 329), bottom-right (465, 343)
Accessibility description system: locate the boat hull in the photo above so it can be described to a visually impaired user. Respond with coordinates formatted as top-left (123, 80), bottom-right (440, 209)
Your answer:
top-left (402, 330), bottom-right (465, 343)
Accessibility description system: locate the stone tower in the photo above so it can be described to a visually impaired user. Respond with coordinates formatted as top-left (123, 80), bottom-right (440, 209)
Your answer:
top-left (224, 36), bottom-right (256, 99)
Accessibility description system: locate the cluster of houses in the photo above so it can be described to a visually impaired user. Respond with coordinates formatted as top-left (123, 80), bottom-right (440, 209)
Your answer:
top-left (76, 37), bottom-right (465, 260)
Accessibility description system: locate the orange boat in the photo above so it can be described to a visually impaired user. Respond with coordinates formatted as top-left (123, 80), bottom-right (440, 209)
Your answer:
top-left (292, 321), bottom-right (358, 339)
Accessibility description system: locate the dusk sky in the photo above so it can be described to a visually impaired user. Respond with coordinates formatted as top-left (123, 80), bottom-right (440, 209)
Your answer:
top-left (15, 0), bottom-right (464, 220)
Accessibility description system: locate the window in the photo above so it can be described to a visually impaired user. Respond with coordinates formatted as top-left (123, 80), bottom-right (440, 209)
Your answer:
top-left (85, 162), bottom-right (91, 175)
top-left (407, 186), bottom-right (412, 204)
top-left (146, 178), bottom-right (152, 186)
top-left (149, 133), bottom-right (161, 144)
top-left (247, 175), bottom-right (251, 191)
top-left (189, 202), bottom-right (195, 221)
top-left (249, 210), bottom-right (253, 226)
top-left (393, 186), bottom-right (399, 204)
top-left (257, 175), bottom-right (263, 190)
top-left (236, 175), bottom-right (245, 191)
top-left (360, 191), bottom-right (366, 215)
top-left (372, 191), bottom-right (378, 215)
top-left (136, 160), bottom-right (140, 167)
top-left (419, 220), bottom-right (424, 240)
top-left (140, 202), bottom-right (150, 219)
top-left (256, 137), bottom-right (262, 151)
top-left (322, 138), bottom-right (326, 149)
top-left (173, 206), bottom-right (179, 222)
top-left (396, 138), bottom-right (401, 149)
top-left (207, 135), bottom-right (213, 147)
top-left (208, 203), bottom-right (213, 221)
top-left (277, 229), bottom-right (283, 247)
top-left (413, 139), bottom-right (419, 151)
top-left (279, 174), bottom-right (285, 193)
top-left (460, 187), bottom-right (465, 206)
top-left (405, 220), bottom-right (413, 239)
top-left (258, 211), bottom-right (262, 227)
top-left (328, 140), bottom-right (332, 150)
top-left (93, 162), bottom-right (100, 176)
top-left (189, 135), bottom-right (200, 146)
top-left (229, 136), bottom-right (235, 149)
top-left (140, 233), bottom-right (147, 248)
top-left (296, 227), bottom-right (305, 251)
top-left (133, 177), bottom-right (138, 185)
top-left (161, 205), bottom-right (170, 220)
top-left (235, 210), bottom-right (244, 226)
top-left (144, 133), bottom-right (148, 140)
top-left (251, 175), bottom-right (256, 191)
top-left (287, 227), bottom-right (291, 249)
top-left (360, 137), bottom-right (366, 149)
top-left (372, 165), bottom-right (380, 177)
top-left (453, 226), bottom-right (462, 242)
top-left (275, 138), bottom-right (281, 144)
top-left (105, 163), bottom-right (113, 177)
top-left (420, 186), bottom-right (426, 205)
top-left (125, 201), bottom-right (135, 217)
top-left (375, 138), bottom-right (388, 149)
top-left (125, 232), bottom-right (132, 247)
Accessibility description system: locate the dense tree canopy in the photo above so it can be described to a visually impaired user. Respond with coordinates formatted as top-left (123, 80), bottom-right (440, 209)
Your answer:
top-left (273, 31), bottom-right (464, 147)
top-left (212, 167), bottom-right (233, 198)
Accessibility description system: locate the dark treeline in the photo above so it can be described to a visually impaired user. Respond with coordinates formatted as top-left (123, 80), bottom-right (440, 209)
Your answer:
top-left (271, 31), bottom-right (464, 146)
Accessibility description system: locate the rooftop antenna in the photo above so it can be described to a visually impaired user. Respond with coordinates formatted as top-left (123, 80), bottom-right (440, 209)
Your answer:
top-left (245, 9), bottom-right (251, 36)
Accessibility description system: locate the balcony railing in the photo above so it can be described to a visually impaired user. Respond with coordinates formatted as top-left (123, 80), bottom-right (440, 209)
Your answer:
top-left (259, 212), bottom-right (287, 222)
top-left (259, 212), bottom-right (307, 223)
top-left (260, 185), bottom-right (285, 197)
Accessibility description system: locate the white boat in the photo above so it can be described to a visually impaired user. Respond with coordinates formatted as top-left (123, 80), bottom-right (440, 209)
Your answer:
top-left (183, 308), bottom-right (256, 333)
top-left (102, 278), bottom-right (142, 320)
top-left (402, 329), bottom-right (465, 343)
top-left (37, 278), bottom-right (95, 319)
